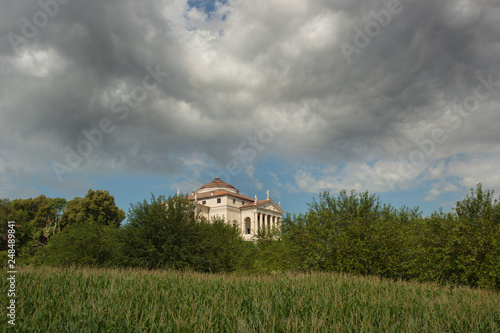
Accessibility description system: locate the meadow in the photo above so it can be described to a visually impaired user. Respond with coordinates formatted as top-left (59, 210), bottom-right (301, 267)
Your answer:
top-left (2, 266), bottom-right (499, 332)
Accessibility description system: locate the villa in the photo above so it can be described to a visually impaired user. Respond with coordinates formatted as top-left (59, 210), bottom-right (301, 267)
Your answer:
top-left (186, 178), bottom-right (283, 240)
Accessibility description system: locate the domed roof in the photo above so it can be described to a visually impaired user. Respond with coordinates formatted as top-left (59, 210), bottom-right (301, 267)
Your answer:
top-left (197, 177), bottom-right (238, 194)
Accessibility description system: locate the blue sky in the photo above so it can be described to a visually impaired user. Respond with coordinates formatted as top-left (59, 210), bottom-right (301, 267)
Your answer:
top-left (1, 0), bottom-right (499, 219)
top-left (188, 0), bottom-right (227, 15)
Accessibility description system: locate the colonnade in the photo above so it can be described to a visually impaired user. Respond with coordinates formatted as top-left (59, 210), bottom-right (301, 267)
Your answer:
top-left (252, 212), bottom-right (280, 233)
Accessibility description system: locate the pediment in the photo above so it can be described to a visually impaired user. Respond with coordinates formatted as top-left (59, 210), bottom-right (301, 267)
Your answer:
top-left (259, 200), bottom-right (284, 214)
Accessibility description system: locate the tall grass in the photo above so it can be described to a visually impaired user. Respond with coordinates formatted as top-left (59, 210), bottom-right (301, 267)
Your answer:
top-left (2, 266), bottom-right (499, 332)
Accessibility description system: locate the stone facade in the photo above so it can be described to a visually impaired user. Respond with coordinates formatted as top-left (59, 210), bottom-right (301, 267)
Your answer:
top-left (187, 178), bottom-right (284, 240)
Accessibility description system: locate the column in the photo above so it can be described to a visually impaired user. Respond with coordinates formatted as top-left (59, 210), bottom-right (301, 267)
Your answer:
top-left (253, 212), bottom-right (257, 235)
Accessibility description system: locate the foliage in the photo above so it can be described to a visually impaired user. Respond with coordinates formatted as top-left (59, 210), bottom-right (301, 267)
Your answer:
top-left (0, 195), bottom-right (66, 262)
top-left (407, 185), bottom-right (500, 290)
top-left (5, 266), bottom-right (499, 332)
top-left (281, 191), bottom-right (419, 275)
top-left (118, 194), bottom-right (244, 272)
top-left (34, 223), bottom-right (119, 267)
top-left (453, 183), bottom-right (500, 224)
top-left (250, 221), bottom-right (290, 272)
top-left (0, 190), bottom-right (126, 265)
top-left (192, 219), bottom-right (244, 273)
top-left (118, 194), bottom-right (199, 269)
top-left (2, 184), bottom-right (499, 291)
top-left (0, 198), bottom-right (13, 251)
top-left (61, 189), bottom-right (125, 228)
top-left (281, 185), bottom-right (500, 290)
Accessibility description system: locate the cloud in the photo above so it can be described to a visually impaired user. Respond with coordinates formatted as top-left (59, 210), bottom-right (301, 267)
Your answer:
top-left (0, 0), bottom-right (499, 202)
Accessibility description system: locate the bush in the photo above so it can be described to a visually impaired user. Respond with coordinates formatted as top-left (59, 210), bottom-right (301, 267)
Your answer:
top-left (34, 223), bottom-right (119, 267)
top-left (281, 185), bottom-right (500, 290)
top-left (192, 220), bottom-right (244, 273)
top-left (118, 194), bottom-right (245, 272)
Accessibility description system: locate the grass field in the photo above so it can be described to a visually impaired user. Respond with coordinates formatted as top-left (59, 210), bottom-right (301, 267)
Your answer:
top-left (2, 267), bottom-right (499, 332)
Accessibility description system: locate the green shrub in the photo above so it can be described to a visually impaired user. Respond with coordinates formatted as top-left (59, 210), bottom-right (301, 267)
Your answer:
top-left (34, 223), bottom-right (119, 267)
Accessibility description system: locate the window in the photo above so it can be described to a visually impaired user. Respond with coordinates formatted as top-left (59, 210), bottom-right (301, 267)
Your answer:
top-left (217, 198), bottom-right (221, 203)
top-left (233, 199), bottom-right (236, 204)
top-left (245, 217), bottom-right (251, 234)
top-left (202, 200), bottom-right (206, 205)
top-left (242, 201), bottom-right (245, 205)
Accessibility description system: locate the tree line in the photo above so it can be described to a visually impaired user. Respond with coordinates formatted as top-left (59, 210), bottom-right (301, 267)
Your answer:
top-left (1, 184), bottom-right (499, 290)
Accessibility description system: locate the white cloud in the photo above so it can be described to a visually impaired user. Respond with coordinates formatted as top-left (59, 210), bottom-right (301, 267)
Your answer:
top-left (13, 48), bottom-right (67, 77)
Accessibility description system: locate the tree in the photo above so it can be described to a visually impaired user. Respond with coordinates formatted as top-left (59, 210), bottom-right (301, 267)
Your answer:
top-left (193, 219), bottom-right (244, 273)
top-left (0, 199), bottom-right (13, 251)
top-left (118, 194), bottom-right (244, 272)
top-left (442, 183), bottom-right (500, 289)
top-left (0, 196), bottom-right (67, 262)
top-left (251, 224), bottom-right (290, 273)
top-left (118, 194), bottom-right (201, 269)
top-left (453, 183), bottom-right (500, 226)
top-left (34, 190), bottom-right (124, 267)
top-left (34, 222), bottom-right (119, 267)
top-left (282, 190), bottom-right (421, 279)
top-left (61, 189), bottom-right (125, 228)
top-left (45, 198), bottom-right (67, 239)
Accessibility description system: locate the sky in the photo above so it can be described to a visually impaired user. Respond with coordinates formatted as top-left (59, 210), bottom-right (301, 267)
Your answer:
top-left (1, 0), bottom-right (499, 218)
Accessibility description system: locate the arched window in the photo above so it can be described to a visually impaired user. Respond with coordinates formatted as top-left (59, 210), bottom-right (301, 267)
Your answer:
top-left (244, 217), bottom-right (251, 234)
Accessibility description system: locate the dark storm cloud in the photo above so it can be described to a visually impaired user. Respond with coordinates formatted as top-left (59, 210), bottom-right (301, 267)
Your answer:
top-left (0, 0), bottom-right (499, 195)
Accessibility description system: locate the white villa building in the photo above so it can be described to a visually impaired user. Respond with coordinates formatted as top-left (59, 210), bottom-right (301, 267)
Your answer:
top-left (187, 178), bottom-right (284, 240)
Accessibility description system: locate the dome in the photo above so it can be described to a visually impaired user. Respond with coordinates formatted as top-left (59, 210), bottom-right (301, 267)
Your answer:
top-left (197, 177), bottom-right (239, 194)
